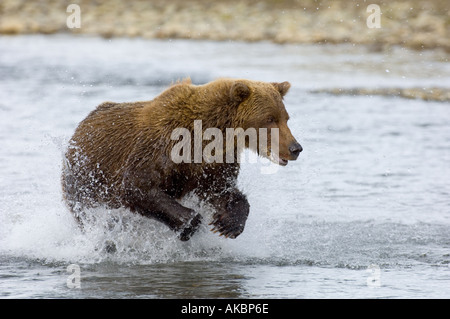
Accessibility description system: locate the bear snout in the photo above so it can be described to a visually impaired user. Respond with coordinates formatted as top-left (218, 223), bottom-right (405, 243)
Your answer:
top-left (288, 141), bottom-right (302, 160)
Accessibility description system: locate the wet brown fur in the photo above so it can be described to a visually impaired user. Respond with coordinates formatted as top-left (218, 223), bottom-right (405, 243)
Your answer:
top-left (62, 78), bottom-right (300, 240)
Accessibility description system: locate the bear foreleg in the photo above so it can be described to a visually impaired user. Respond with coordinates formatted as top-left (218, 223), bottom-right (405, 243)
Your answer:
top-left (123, 188), bottom-right (202, 241)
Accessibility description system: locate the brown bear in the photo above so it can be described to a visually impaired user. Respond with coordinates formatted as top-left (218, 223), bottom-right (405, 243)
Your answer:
top-left (62, 78), bottom-right (302, 241)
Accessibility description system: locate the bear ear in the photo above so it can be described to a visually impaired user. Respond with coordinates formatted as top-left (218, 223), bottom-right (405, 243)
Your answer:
top-left (230, 81), bottom-right (251, 104)
top-left (272, 81), bottom-right (291, 97)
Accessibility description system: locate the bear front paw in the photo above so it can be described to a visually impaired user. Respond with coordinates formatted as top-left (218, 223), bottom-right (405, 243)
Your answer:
top-left (209, 191), bottom-right (250, 239)
top-left (178, 213), bottom-right (202, 241)
top-left (210, 215), bottom-right (246, 239)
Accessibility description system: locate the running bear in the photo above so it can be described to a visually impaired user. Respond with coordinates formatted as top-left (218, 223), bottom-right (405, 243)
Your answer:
top-left (62, 78), bottom-right (302, 241)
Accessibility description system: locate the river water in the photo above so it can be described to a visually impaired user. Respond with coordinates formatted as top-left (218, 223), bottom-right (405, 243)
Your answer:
top-left (0, 35), bottom-right (449, 299)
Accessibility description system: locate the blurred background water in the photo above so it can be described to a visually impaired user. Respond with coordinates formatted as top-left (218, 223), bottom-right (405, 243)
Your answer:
top-left (0, 34), bottom-right (449, 298)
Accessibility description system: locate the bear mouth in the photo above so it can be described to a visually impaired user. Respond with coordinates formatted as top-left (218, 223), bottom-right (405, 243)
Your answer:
top-left (269, 152), bottom-right (288, 166)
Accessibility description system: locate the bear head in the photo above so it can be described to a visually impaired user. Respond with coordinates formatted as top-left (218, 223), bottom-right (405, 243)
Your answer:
top-left (230, 80), bottom-right (302, 166)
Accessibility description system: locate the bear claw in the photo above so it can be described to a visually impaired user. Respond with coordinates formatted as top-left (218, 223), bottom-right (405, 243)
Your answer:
top-left (209, 219), bottom-right (242, 239)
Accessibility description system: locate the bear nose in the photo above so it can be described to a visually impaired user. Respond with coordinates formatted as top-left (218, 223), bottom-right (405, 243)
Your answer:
top-left (289, 142), bottom-right (302, 159)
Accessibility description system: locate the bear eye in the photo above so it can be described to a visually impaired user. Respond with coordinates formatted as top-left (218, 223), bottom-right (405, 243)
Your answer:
top-left (267, 116), bottom-right (275, 124)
